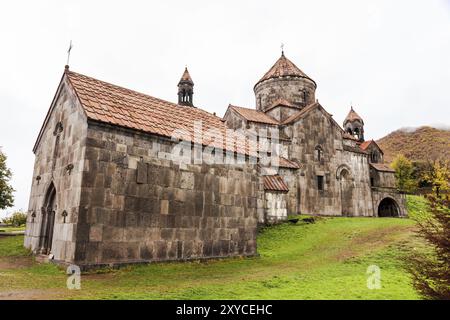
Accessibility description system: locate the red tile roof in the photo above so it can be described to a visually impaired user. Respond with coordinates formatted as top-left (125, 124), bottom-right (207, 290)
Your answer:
top-left (265, 98), bottom-right (296, 111)
top-left (359, 140), bottom-right (372, 150)
top-left (370, 163), bottom-right (395, 173)
top-left (344, 145), bottom-right (368, 154)
top-left (179, 67), bottom-right (193, 84)
top-left (263, 175), bottom-right (289, 192)
top-left (65, 70), bottom-right (250, 155)
top-left (344, 107), bottom-right (364, 124)
top-left (255, 53), bottom-right (315, 88)
top-left (278, 157), bottom-right (300, 169)
top-left (228, 105), bottom-right (279, 125)
top-left (359, 139), bottom-right (383, 154)
top-left (282, 102), bottom-right (320, 124)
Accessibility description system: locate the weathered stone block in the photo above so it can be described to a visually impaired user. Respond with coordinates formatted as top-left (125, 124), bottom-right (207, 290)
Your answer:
top-left (89, 225), bottom-right (103, 242)
top-left (180, 171), bottom-right (194, 189)
top-left (160, 200), bottom-right (169, 215)
top-left (136, 161), bottom-right (147, 184)
top-left (139, 243), bottom-right (154, 260)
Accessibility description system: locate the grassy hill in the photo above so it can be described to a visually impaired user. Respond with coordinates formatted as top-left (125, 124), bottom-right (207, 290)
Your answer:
top-left (377, 126), bottom-right (450, 163)
top-left (0, 196), bottom-right (429, 300)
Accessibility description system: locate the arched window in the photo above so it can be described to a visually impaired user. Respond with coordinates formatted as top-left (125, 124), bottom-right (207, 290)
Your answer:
top-left (315, 145), bottom-right (323, 162)
top-left (52, 122), bottom-right (63, 171)
top-left (371, 152), bottom-right (379, 163)
top-left (317, 175), bottom-right (324, 191)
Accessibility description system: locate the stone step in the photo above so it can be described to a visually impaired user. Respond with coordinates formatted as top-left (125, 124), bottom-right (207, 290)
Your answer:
top-left (35, 254), bottom-right (53, 263)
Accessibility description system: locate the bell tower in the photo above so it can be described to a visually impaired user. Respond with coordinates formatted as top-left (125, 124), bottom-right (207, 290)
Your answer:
top-left (178, 67), bottom-right (194, 107)
top-left (343, 106), bottom-right (365, 142)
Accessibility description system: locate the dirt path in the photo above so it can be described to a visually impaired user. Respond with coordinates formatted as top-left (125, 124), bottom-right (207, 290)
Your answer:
top-left (0, 256), bottom-right (34, 269)
top-left (0, 289), bottom-right (67, 300)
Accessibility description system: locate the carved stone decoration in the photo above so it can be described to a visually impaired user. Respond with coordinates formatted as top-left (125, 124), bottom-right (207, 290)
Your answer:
top-left (53, 121), bottom-right (64, 136)
top-left (61, 210), bottom-right (68, 223)
top-left (66, 164), bottom-right (74, 175)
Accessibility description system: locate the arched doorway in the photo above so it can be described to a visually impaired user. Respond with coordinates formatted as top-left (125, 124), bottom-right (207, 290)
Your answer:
top-left (39, 182), bottom-right (57, 254)
top-left (378, 198), bottom-right (399, 217)
top-left (338, 166), bottom-right (353, 216)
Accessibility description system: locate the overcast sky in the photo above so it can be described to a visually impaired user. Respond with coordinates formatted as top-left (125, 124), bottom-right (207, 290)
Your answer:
top-left (1, 0), bottom-right (449, 217)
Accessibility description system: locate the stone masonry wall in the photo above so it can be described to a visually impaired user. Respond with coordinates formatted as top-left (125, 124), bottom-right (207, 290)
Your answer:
top-left (265, 191), bottom-right (288, 222)
top-left (255, 77), bottom-right (316, 112)
top-left (282, 107), bottom-right (374, 216)
top-left (278, 168), bottom-right (300, 216)
top-left (223, 109), bottom-right (245, 131)
top-left (25, 78), bottom-right (87, 262)
top-left (372, 188), bottom-right (407, 217)
top-left (371, 169), bottom-right (396, 189)
top-left (266, 105), bottom-right (300, 123)
top-left (73, 122), bottom-right (261, 267)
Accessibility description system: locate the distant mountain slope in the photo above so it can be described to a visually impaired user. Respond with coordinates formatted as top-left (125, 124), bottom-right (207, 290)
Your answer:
top-left (377, 126), bottom-right (450, 163)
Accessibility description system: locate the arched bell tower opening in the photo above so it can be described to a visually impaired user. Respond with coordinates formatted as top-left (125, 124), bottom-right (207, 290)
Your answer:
top-left (378, 198), bottom-right (400, 217)
top-left (178, 67), bottom-right (194, 107)
top-left (343, 106), bottom-right (365, 142)
top-left (38, 182), bottom-right (57, 254)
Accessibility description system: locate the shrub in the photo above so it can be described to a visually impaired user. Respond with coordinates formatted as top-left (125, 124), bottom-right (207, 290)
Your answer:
top-left (391, 154), bottom-right (417, 193)
top-left (407, 195), bottom-right (450, 299)
top-left (2, 211), bottom-right (27, 227)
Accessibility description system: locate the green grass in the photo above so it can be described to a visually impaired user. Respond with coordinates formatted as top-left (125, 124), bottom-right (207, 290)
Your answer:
top-left (0, 226), bottom-right (26, 232)
top-left (0, 235), bottom-right (30, 257)
top-left (0, 198), bottom-right (428, 300)
top-left (406, 195), bottom-right (430, 221)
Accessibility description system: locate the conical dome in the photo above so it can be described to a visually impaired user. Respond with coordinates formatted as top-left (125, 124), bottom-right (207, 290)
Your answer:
top-left (178, 67), bottom-right (194, 106)
top-left (255, 52), bottom-right (316, 88)
top-left (344, 107), bottom-right (364, 125)
top-left (343, 106), bottom-right (365, 142)
top-left (179, 67), bottom-right (194, 85)
top-left (254, 52), bottom-right (317, 112)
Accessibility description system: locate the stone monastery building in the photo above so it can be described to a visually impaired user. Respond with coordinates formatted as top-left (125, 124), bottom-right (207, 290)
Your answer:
top-left (25, 52), bottom-right (407, 268)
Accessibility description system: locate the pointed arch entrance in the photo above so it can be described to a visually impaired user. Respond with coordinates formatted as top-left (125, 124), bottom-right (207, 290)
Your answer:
top-left (337, 165), bottom-right (353, 216)
top-left (39, 182), bottom-right (57, 254)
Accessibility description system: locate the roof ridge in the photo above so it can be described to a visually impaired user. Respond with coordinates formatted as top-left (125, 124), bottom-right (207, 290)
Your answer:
top-left (67, 70), bottom-right (225, 123)
top-left (264, 98), bottom-right (298, 112)
top-left (67, 70), bottom-right (192, 111)
top-left (281, 102), bottom-right (319, 124)
top-left (229, 104), bottom-right (254, 110)
top-left (228, 104), bottom-right (280, 125)
top-left (360, 139), bottom-right (384, 154)
top-left (64, 70), bottom-right (253, 156)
